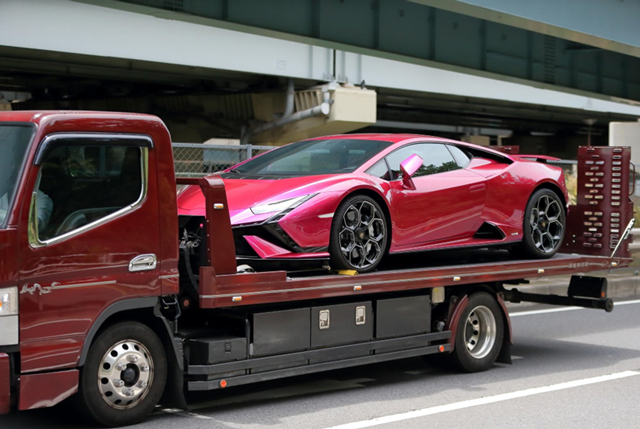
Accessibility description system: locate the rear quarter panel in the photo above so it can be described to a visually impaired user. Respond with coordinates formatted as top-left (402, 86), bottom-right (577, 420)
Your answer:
top-left (483, 161), bottom-right (567, 237)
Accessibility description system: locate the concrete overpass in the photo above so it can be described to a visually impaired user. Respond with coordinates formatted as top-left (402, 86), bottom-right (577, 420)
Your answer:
top-left (1, 0), bottom-right (639, 154)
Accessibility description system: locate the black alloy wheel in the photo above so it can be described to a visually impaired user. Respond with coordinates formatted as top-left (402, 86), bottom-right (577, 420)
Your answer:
top-left (329, 195), bottom-right (388, 273)
top-left (518, 189), bottom-right (565, 259)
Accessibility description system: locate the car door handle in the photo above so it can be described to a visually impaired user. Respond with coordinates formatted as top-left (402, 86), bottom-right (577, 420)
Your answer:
top-left (129, 254), bottom-right (157, 272)
top-left (469, 184), bottom-right (486, 193)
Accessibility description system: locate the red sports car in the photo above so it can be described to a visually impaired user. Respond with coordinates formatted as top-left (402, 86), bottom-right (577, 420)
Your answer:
top-left (178, 134), bottom-right (568, 273)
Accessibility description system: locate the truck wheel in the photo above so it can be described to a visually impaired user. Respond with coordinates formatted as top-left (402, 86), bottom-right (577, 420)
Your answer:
top-left (451, 292), bottom-right (504, 373)
top-left (78, 321), bottom-right (167, 427)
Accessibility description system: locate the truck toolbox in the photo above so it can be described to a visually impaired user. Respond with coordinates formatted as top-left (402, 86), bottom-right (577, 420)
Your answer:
top-left (376, 295), bottom-right (431, 339)
top-left (311, 302), bottom-right (373, 348)
top-left (253, 308), bottom-right (311, 357)
top-left (189, 336), bottom-right (247, 365)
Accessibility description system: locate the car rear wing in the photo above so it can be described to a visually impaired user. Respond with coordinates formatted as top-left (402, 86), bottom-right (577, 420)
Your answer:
top-left (511, 155), bottom-right (561, 163)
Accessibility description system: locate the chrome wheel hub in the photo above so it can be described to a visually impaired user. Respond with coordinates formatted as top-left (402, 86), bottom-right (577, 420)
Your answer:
top-left (530, 195), bottom-right (563, 254)
top-left (464, 305), bottom-right (497, 359)
top-left (339, 201), bottom-right (385, 270)
top-left (98, 340), bottom-right (154, 410)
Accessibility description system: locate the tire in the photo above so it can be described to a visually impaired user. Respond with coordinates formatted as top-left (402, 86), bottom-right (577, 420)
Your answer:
top-left (450, 292), bottom-right (504, 373)
top-left (329, 194), bottom-right (388, 273)
top-left (516, 188), bottom-right (565, 259)
top-left (77, 321), bottom-right (167, 427)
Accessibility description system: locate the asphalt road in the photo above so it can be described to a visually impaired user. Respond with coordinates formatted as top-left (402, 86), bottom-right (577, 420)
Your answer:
top-left (4, 299), bottom-right (640, 429)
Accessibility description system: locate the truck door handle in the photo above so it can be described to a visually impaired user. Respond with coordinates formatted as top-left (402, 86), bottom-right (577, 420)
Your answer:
top-left (469, 184), bottom-right (486, 193)
top-left (129, 254), bottom-right (157, 272)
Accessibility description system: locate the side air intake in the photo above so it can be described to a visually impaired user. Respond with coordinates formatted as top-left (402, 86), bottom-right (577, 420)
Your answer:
top-left (474, 222), bottom-right (506, 240)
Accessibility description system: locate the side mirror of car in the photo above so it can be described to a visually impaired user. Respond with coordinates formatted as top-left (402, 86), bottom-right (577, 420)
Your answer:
top-left (400, 154), bottom-right (423, 189)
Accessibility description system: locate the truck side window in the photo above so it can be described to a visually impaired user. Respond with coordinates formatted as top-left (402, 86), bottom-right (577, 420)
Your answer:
top-left (35, 143), bottom-right (144, 241)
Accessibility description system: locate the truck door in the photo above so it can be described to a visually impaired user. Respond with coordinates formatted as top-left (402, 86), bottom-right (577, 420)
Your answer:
top-left (18, 134), bottom-right (162, 373)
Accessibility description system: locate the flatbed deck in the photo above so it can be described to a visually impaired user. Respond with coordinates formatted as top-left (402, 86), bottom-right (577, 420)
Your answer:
top-left (199, 252), bottom-right (631, 308)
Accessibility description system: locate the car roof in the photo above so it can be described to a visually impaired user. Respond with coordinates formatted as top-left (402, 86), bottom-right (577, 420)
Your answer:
top-left (307, 133), bottom-right (445, 144)
top-left (307, 133), bottom-right (515, 162)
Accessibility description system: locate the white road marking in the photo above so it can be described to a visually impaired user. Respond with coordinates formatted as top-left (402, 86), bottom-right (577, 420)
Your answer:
top-left (510, 298), bottom-right (640, 317)
top-left (615, 298), bottom-right (640, 306)
top-left (324, 370), bottom-right (640, 429)
top-left (159, 408), bottom-right (213, 420)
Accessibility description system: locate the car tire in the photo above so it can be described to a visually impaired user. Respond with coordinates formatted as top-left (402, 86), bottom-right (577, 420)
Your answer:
top-left (450, 292), bottom-right (504, 373)
top-left (329, 194), bottom-right (388, 273)
top-left (515, 188), bottom-right (565, 259)
top-left (76, 321), bottom-right (167, 427)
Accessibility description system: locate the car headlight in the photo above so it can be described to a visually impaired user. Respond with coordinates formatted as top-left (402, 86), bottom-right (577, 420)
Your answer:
top-left (0, 287), bottom-right (18, 316)
top-left (251, 194), bottom-right (316, 215)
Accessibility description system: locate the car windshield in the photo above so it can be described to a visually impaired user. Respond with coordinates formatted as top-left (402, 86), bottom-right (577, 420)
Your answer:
top-left (0, 124), bottom-right (33, 228)
top-left (231, 139), bottom-right (392, 176)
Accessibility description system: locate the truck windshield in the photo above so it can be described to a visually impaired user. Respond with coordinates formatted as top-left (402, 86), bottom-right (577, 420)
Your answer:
top-left (230, 139), bottom-right (392, 177)
top-left (0, 124), bottom-right (33, 228)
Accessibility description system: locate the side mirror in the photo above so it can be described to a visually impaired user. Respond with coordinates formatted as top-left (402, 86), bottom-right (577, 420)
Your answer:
top-left (400, 154), bottom-right (423, 189)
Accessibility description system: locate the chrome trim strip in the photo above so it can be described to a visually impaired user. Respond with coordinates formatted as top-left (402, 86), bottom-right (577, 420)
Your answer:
top-left (29, 144), bottom-right (149, 248)
top-left (159, 274), bottom-right (179, 279)
top-left (53, 280), bottom-right (117, 290)
top-left (200, 261), bottom-right (609, 299)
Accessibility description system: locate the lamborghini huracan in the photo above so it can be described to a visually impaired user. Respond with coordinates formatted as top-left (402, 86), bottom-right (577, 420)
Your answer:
top-left (177, 135), bottom-right (568, 273)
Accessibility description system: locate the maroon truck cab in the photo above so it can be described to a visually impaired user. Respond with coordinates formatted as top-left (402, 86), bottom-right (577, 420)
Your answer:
top-left (0, 111), bottom-right (179, 414)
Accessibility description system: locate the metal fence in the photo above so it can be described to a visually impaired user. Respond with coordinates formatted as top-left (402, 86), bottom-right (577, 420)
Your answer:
top-left (172, 143), bottom-right (274, 178)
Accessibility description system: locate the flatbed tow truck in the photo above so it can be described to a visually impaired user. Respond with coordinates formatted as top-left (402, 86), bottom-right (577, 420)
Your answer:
top-left (0, 111), bottom-right (633, 426)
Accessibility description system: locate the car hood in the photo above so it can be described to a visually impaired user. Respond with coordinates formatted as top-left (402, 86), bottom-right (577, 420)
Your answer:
top-left (177, 174), bottom-right (348, 225)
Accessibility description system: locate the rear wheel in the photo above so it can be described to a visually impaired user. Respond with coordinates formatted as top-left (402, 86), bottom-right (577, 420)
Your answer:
top-left (329, 195), bottom-right (388, 273)
top-left (77, 321), bottom-right (167, 427)
top-left (516, 189), bottom-right (565, 259)
top-left (450, 292), bottom-right (504, 372)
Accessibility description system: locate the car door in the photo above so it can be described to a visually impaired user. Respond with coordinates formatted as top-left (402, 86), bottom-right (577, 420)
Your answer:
top-left (386, 143), bottom-right (487, 249)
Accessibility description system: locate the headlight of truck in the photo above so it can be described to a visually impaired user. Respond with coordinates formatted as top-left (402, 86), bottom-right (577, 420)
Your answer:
top-left (0, 286), bottom-right (19, 346)
top-left (0, 287), bottom-right (18, 316)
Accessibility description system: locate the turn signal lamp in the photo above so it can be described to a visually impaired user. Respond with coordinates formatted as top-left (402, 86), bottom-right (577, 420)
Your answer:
top-left (0, 287), bottom-right (18, 316)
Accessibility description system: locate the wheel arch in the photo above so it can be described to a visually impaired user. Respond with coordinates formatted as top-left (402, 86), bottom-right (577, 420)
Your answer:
top-left (78, 297), bottom-right (167, 367)
top-left (532, 181), bottom-right (568, 211)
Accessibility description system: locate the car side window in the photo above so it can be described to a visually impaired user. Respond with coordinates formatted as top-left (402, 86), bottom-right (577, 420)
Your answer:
top-left (366, 159), bottom-right (392, 180)
top-left (35, 141), bottom-right (144, 242)
top-left (447, 145), bottom-right (472, 168)
top-left (386, 143), bottom-right (460, 179)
